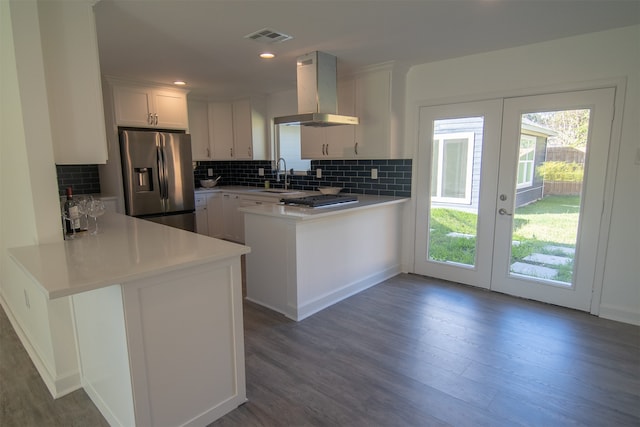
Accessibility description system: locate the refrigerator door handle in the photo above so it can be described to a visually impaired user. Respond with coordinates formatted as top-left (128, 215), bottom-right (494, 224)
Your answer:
top-left (156, 141), bottom-right (167, 202)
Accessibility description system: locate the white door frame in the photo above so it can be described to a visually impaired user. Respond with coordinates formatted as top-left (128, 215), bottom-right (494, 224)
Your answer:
top-left (413, 99), bottom-right (503, 289)
top-left (491, 88), bottom-right (616, 312)
top-left (410, 80), bottom-right (625, 315)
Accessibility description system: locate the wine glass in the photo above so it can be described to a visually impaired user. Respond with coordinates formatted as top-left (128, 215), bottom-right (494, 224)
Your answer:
top-left (87, 199), bottom-right (105, 235)
top-left (76, 195), bottom-right (92, 231)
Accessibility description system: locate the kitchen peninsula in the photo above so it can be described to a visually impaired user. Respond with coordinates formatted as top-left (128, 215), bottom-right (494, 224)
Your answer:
top-left (8, 213), bottom-right (249, 427)
top-left (241, 195), bottom-right (408, 321)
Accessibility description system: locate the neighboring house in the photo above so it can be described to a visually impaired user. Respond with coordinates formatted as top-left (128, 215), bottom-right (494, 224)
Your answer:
top-left (430, 117), bottom-right (555, 212)
top-left (515, 119), bottom-right (556, 207)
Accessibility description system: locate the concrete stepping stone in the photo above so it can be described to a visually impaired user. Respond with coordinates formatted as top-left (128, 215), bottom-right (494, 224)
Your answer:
top-left (446, 232), bottom-right (475, 239)
top-left (544, 245), bottom-right (575, 256)
top-left (523, 253), bottom-right (572, 266)
top-left (510, 262), bottom-right (558, 279)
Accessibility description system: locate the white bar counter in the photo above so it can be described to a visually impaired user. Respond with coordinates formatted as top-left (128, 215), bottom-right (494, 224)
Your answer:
top-left (241, 195), bottom-right (408, 321)
top-left (9, 212), bottom-right (249, 299)
top-left (9, 213), bottom-right (250, 426)
top-left (239, 194), bottom-right (407, 221)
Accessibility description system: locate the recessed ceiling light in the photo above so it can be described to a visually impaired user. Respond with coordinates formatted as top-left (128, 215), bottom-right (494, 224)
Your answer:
top-left (260, 52), bottom-right (276, 59)
top-left (173, 80), bottom-right (186, 86)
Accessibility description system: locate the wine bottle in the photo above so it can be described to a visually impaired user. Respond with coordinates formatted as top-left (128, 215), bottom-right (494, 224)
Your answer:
top-left (63, 187), bottom-right (81, 234)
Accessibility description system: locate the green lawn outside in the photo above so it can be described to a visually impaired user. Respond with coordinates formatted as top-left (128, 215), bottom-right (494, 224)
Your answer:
top-left (428, 195), bottom-right (579, 282)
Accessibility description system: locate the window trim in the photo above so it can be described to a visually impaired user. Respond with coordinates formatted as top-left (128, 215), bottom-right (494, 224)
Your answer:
top-left (516, 134), bottom-right (536, 189)
top-left (431, 131), bottom-right (475, 204)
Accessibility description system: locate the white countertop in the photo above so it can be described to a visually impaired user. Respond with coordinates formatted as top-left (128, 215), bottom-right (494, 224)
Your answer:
top-left (195, 185), bottom-right (307, 198)
top-left (8, 213), bottom-right (250, 299)
top-left (239, 195), bottom-right (408, 220)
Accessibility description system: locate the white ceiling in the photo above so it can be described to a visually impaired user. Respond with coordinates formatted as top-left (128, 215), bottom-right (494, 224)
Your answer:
top-left (94, 0), bottom-right (640, 101)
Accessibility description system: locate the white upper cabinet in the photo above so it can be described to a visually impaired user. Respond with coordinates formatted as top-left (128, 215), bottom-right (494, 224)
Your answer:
top-left (208, 102), bottom-right (234, 160)
top-left (300, 67), bottom-right (398, 160)
top-left (188, 100), bottom-right (212, 160)
top-left (232, 97), bottom-right (268, 160)
top-left (354, 68), bottom-right (392, 158)
top-left (232, 99), bottom-right (253, 160)
top-left (301, 79), bottom-right (356, 159)
top-left (113, 84), bottom-right (189, 130)
top-left (200, 97), bottom-right (267, 161)
top-left (38, 0), bottom-right (108, 164)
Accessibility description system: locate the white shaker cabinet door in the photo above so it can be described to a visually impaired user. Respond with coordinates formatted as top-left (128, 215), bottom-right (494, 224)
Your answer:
top-left (209, 102), bottom-right (235, 160)
top-left (354, 69), bottom-right (391, 158)
top-left (113, 85), bottom-right (153, 127)
top-left (152, 89), bottom-right (189, 129)
top-left (188, 100), bottom-right (212, 160)
top-left (207, 192), bottom-right (224, 239)
top-left (113, 85), bottom-right (188, 130)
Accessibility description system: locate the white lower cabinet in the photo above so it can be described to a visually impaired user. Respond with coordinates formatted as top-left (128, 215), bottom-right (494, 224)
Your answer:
top-left (222, 194), bottom-right (242, 242)
top-left (195, 194), bottom-right (209, 235)
top-left (195, 191), bottom-right (224, 238)
top-left (207, 192), bottom-right (224, 238)
top-left (221, 193), bottom-right (276, 243)
top-left (198, 191), bottom-right (277, 243)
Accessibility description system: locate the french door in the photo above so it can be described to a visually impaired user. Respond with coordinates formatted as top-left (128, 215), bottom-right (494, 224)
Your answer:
top-left (414, 88), bottom-right (615, 311)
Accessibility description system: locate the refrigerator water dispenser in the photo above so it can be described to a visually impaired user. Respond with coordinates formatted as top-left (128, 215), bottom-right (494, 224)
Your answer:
top-left (134, 167), bottom-right (153, 192)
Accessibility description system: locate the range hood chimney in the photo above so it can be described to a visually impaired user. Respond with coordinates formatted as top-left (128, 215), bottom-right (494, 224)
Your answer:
top-left (274, 51), bottom-right (358, 127)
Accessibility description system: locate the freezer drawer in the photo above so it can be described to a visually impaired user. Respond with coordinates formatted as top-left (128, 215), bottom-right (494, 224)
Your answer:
top-left (138, 212), bottom-right (195, 232)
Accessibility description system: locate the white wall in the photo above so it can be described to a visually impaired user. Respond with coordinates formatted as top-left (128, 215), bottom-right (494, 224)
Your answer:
top-left (404, 25), bottom-right (640, 325)
top-left (1, 0), bottom-right (81, 396)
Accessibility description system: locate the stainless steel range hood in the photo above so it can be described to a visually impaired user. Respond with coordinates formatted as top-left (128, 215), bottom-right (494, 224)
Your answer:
top-left (274, 51), bottom-right (359, 127)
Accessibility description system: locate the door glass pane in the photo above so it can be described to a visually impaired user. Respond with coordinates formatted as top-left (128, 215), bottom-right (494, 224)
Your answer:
top-left (428, 118), bottom-right (483, 266)
top-left (509, 110), bottom-right (590, 285)
top-left (442, 138), bottom-right (468, 198)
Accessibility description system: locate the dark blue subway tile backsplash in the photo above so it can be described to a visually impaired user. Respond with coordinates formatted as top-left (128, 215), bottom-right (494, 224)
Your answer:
top-left (56, 165), bottom-right (101, 196)
top-left (194, 159), bottom-right (412, 197)
top-left (56, 159), bottom-right (412, 199)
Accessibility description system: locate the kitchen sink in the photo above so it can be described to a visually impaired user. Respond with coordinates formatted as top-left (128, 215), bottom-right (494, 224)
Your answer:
top-left (255, 189), bottom-right (304, 195)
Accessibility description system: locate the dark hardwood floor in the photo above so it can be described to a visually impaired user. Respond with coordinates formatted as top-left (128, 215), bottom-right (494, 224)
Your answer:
top-left (2, 273), bottom-right (639, 426)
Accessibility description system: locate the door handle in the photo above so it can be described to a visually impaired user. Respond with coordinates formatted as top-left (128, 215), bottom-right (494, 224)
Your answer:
top-left (498, 208), bottom-right (512, 216)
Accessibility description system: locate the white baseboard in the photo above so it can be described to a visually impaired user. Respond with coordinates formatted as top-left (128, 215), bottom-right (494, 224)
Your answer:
top-left (0, 295), bottom-right (81, 398)
top-left (295, 266), bottom-right (400, 321)
top-left (598, 303), bottom-right (640, 326)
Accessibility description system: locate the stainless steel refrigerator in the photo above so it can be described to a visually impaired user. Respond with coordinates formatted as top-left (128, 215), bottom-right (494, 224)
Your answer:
top-left (120, 129), bottom-right (196, 232)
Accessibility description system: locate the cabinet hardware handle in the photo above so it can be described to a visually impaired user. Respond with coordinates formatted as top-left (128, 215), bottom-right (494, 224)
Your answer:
top-left (326, 143), bottom-right (329, 156)
top-left (355, 142), bottom-right (358, 155)
top-left (230, 147), bottom-right (233, 157)
top-left (206, 147), bottom-right (210, 158)
top-left (322, 144), bottom-right (325, 155)
top-left (154, 113), bottom-right (158, 125)
top-left (148, 113), bottom-right (153, 125)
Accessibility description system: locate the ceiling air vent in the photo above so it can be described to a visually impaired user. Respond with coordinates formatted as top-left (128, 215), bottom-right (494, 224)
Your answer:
top-left (244, 28), bottom-right (293, 44)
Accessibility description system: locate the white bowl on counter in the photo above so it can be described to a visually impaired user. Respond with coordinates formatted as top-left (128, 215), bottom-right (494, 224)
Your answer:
top-left (318, 187), bottom-right (342, 195)
top-left (200, 178), bottom-right (219, 188)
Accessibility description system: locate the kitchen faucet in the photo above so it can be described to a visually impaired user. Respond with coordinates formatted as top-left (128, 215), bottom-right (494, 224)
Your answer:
top-left (276, 157), bottom-right (288, 190)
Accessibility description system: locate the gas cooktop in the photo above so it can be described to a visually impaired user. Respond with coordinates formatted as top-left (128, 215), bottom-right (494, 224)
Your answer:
top-left (281, 194), bottom-right (358, 208)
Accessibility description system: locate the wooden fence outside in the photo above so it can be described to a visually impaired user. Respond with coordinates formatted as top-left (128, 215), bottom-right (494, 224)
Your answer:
top-left (544, 181), bottom-right (583, 195)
